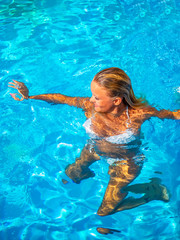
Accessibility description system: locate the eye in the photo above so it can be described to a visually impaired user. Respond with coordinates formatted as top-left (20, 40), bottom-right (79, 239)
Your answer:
top-left (95, 96), bottom-right (99, 100)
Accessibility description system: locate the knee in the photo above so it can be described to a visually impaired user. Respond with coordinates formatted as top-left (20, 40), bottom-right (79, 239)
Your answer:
top-left (97, 210), bottom-right (107, 217)
top-left (97, 208), bottom-right (112, 217)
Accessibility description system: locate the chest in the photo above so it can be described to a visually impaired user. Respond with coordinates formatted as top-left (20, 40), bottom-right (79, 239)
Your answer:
top-left (91, 112), bottom-right (142, 137)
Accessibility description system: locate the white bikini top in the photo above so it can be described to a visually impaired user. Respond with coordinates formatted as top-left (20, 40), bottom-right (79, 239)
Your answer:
top-left (83, 107), bottom-right (136, 144)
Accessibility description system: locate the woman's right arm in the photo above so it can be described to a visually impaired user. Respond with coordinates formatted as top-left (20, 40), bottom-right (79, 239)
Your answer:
top-left (8, 80), bottom-right (91, 110)
top-left (29, 93), bottom-right (91, 109)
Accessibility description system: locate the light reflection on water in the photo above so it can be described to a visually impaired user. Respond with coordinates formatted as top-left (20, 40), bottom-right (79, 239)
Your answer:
top-left (0, 0), bottom-right (180, 239)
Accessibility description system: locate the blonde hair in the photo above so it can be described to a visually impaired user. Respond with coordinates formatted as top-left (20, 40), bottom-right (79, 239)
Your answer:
top-left (93, 67), bottom-right (148, 108)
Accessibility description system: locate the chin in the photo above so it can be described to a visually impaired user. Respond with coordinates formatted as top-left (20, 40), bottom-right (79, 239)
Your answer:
top-left (94, 106), bottom-right (101, 112)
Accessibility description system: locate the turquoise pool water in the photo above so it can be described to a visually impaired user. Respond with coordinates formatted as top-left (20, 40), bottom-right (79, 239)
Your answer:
top-left (1, 0), bottom-right (180, 239)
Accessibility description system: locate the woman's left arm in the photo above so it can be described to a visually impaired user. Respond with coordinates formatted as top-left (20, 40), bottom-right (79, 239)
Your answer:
top-left (146, 107), bottom-right (180, 120)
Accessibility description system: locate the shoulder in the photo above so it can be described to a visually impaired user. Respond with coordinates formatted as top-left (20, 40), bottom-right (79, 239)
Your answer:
top-left (141, 106), bottom-right (158, 115)
top-left (75, 97), bottom-right (91, 109)
top-left (79, 98), bottom-right (94, 118)
top-left (135, 106), bottom-right (179, 120)
top-left (129, 105), bottom-right (157, 120)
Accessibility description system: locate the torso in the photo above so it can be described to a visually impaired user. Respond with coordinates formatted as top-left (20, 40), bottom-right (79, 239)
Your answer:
top-left (82, 100), bottom-right (156, 159)
top-left (84, 104), bottom-right (148, 139)
top-left (82, 101), bottom-right (155, 159)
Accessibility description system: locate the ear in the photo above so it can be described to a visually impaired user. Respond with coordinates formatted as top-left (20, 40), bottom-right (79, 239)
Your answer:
top-left (113, 97), bottom-right (123, 106)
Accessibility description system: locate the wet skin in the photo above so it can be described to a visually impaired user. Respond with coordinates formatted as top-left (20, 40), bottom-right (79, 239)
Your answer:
top-left (9, 80), bottom-right (179, 234)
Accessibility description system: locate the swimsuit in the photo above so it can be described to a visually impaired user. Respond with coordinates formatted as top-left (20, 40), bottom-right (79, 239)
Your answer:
top-left (83, 106), bottom-right (136, 144)
top-left (83, 106), bottom-right (144, 166)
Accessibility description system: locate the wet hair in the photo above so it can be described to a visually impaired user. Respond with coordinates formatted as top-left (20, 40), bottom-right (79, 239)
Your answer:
top-left (93, 67), bottom-right (148, 108)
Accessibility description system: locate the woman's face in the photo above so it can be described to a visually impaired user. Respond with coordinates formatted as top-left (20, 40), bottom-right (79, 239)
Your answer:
top-left (90, 80), bottom-right (122, 113)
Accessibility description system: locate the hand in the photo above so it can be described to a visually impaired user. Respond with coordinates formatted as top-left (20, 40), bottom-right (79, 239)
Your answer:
top-left (173, 110), bottom-right (180, 120)
top-left (8, 80), bottom-right (29, 101)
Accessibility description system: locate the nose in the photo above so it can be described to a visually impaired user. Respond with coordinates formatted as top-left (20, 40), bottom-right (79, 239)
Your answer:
top-left (90, 95), bottom-right (95, 103)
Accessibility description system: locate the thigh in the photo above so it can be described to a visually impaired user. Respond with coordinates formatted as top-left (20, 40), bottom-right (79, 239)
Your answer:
top-left (97, 157), bottom-right (143, 216)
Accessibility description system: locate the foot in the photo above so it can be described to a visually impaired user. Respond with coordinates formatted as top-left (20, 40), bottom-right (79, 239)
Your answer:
top-left (96, 227), bottom-right (121, 235)
top-left (144, 178), bottom-right (170, 203)
top-left (65, 164), bottom-right (95, 184)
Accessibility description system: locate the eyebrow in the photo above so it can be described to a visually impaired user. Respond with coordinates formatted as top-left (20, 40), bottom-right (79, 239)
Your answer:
top-left (92, 92), bottom-right (99, 99)
top-left (94, 95), bottom-right (100, 99)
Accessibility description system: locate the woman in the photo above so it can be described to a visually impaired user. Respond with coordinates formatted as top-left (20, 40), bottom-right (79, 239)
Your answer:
top-left (9, 67), bottom-right (179, 234)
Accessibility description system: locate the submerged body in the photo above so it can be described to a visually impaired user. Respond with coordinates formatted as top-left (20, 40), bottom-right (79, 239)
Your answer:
top-left (64, 97), bottom-right (171, 216)
top-left (9, 67), bottom-right (179, 233)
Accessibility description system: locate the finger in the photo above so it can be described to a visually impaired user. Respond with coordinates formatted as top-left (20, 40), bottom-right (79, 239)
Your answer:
top-left (10, 93), bottom-right (24, 101)
top-left (10, 93), bottom-right (19, 100)
top-left (8, 80), bottom-right (19, 84)
top-left (8, 81), bottom-right (16, 85)
top-left (8, 84), bottom-right (17, 89)
top-left (8, 80), bottom-right (22, 86)
top-left (8, 82), bottom-right (17, 87)
top-left (12, 79), bottom-right (22, 84)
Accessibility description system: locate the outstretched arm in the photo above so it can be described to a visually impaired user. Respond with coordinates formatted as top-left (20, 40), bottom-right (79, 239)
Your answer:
top-left (8, 80), bottom-right (91, 109)
top-left (29, 93), bottom-right (90, 109)
top-left (155, 109), bottom-right (180, 120)
top-left (145, 106), bottom-right (180, 120)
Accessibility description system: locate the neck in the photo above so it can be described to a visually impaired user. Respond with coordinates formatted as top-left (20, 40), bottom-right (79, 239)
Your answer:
top-left (108, 102), bottom-right (127, 117)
